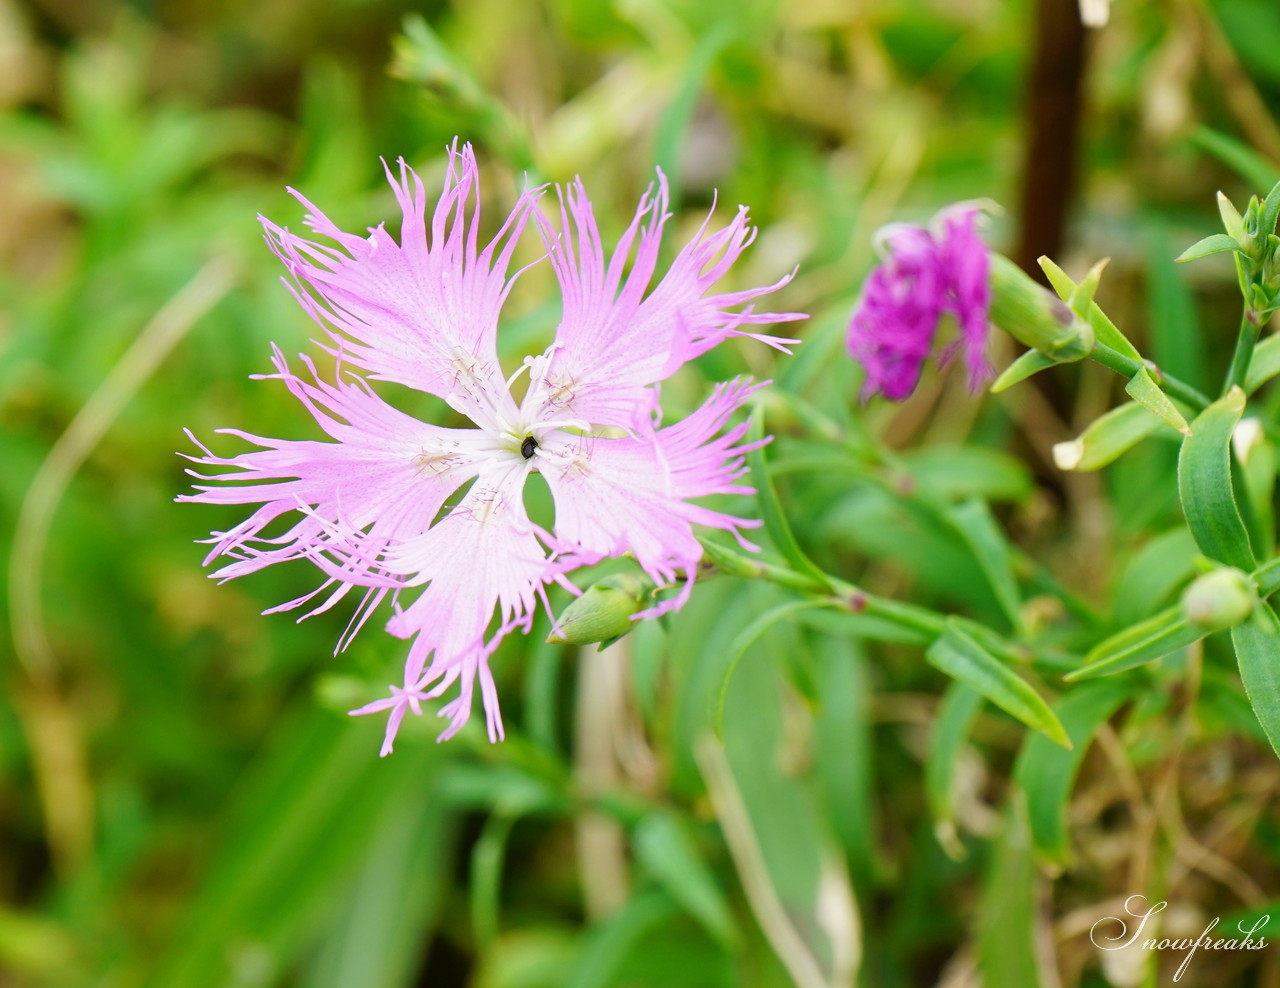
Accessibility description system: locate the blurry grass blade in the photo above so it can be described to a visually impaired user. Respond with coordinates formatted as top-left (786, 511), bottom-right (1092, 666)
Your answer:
top-left (653, 22), bottom-right (733, 208)
top-left (1124, 367), bottom-right (1190, 435)
top-left (746, 411), bottom-right (832, 590)
top-left (471, 813), bottom-right (517, 949)
top-left (302, 783), bottom-right (451, 988)
top-left (1113, 528), bottom-right (1199, 626)
top-left (695, 735), bottom-right (836, 988)
top-left (924, 683), bottom-right (983, 858)
top-left (947, 498), bottom-right (1023, 630)
top-left (390, 15), bottom-right (533, 172)
top-left (1244, 334), bottom-right (1280, 393)
top-left (1189, 126), bottom-right (1280, 193)
top-left (633, 812), bottom-right (738, 948)
top-left (1052, 402), bottom-right (1166, 472)
top-left (1065, 605), bottom-right (1204, 681)
top-left (565, 891), bottom-right (680, 988)
top-left (1178, 387), bottom-right (1256, 569)
top-left (524, 634), bottom-right (565, 753)
top-left (926, 619), bottom-right (1070, 749)
top-left (901, 446), bottom-right (1034, 502)
top-left (991, 348), bottom-right (1057, 392)
top-left (152, 709), bottom-right (443, 988)
top-left (978, 808), bottom-right (1048, 987)
top-left (713, 599), bottom-right (833, 737)
top-left (1014, 680), bottom-right (1135, 866)
top-left (814, 634), bottom-right (875, 886)
top-left (1232, 603), bottom-right (1280, 760)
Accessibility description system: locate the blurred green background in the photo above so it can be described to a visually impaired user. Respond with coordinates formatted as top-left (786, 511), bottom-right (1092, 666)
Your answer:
top-left (4, 0), bottom-right (1280, 985)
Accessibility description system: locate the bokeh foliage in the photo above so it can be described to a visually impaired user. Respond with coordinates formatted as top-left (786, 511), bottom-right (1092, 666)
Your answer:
top-left (4, 0), bottom-right (1280, 985)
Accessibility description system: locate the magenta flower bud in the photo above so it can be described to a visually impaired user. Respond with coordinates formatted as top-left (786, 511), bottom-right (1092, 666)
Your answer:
top-left (847, 204), bottom-right (993, 401)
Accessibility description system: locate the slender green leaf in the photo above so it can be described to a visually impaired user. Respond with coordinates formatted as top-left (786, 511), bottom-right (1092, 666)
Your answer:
top-left (1254, 556), bottom-right (1280, 598)
top-left (1244, 334), bottom-right (1280, 393)
top-left (813, 633), bottom-right (875, 886)
top-left (565, 891), bottom-right (681, 988)
top-left (1125, 367), bottom-right (1190, 435)
top-left (633, 813), bottom-right (738, 948)
top-left (746, 411), bottom-right (833, 590)
top-left (1113, 528), bottom-right (1199, 626)
top-left (900, 445), bottom-right (1034, 502)
top-left (926, 619), bottom-right (1070, 748)
top-left (151, 711), bottom-right (444, 988)
top-left (1189, 126), bottom-right (1280, 193)
top-left (1175, 233), bottom-right (1243, 263)
top-left (1232, 603), bottom-right (1280, 760)
top-left (653, 23), bottom-right (733, 209)
top-left (1039, 255), bottom-right (1143, 359)
top-left (991, 348), bottom-right (1058, 392)
top-left (713, 599), bottom-right (833, 737)
top-left (1178, 387), bottom-right (1256, 569)
top-left (925, 683), bottom-right (983, 857)
top-left (1065, 605), bottom-right (1205, 681)
top-left (978, 809), bottom-right (1047, 988)
top-left (1052, 401), bottom-right (1166, 472)
top-left (1014, 680), bottom-right (1136, 865)
top-left (301, 779), bottom-right (451, 988)
top-left (1148, 219), bottom-right (1209, 390)
top-left (947, 497), bottom-right (1023, 630)
top-left (470, 813), bottom-right (517, 949)
top-left (1239, 424), bottom-right (1276, 553)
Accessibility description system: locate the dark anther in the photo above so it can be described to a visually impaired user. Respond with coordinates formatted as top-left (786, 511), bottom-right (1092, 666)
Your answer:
top-left (521, 435), bottom-right (539, 459)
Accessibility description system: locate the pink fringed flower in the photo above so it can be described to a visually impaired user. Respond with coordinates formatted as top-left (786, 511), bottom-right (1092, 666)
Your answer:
top-left (847, 204), bottom-right (993, 401)
top-left (181, 141), bottom-right (804, 754)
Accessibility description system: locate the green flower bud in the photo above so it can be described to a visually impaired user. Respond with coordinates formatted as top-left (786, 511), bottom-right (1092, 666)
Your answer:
top-left (1181, 567), bottom-right (1256, 632)
top-left (988, 253), bottom-right (1094, 361)
top-left (546, 572), bottom-right (655, 647)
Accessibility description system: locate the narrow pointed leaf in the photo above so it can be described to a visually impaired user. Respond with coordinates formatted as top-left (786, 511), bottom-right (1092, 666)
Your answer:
top-left (1125, 367), bottom-right (1190, 435)
top-left (633, 813), bottom-right (738, 948)
top-left (1052, 401), bottom-right (1166, 472)
top-left (1254, 556), bottom-right (1280, 598)
top-left (925, 683), bottom-right (983, 857)
top-left (1068, 258), bottom-right (1108, 310)
top-left (713, 599), bottom-right (833, 737)
top-left (991, 348), bottom-right (1059, 392)
top-left (1064, 605), bottom-right (1204, 681)
top-left (1263, 178), bottom-right (1280, 240)
top-left (1038, 255), bottom-right (1078, 303)
top-left (978, 809), bottom-right (1048, 988)
top-left (1038, 256), bottom-right (1143, 359)
top-left (1014, 680), bottom-right (1136, 865)
top-left (1232, 603), bottom-right (1280, 760)
top-left (1175, 233), bottom-right (1241, 263)
top-left (746, 411), bottom-right (833, 590)
top-left (1178, 387), bottom-right (1256, 569)
top-left (926, 619), bottom-right (1070, 748)
top-left (1244, 334), bottom-right (1280, 393)
top-left (1189, 127), bottom-right (1279, 197)
top-left (947, 498), bottom-right (1023, 629)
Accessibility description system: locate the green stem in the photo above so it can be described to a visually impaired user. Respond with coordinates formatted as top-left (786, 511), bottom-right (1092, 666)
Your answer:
top-left (699, 537), bottom-right (948, 638)
top-left (1088, 344), bottom-right (1213, 412)
top-left (1223, 309), bottom-right (1263, 396)
top-left (833, 580), bottom-right (949, 637)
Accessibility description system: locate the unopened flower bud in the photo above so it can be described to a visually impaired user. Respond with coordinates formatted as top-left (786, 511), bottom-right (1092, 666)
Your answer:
top-left (988, 254), bottom-right (1094, 361)
top-left (546, 573), bottom-right (655, 646)
top-left (1181, 567), bottom-right (1256, 632)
